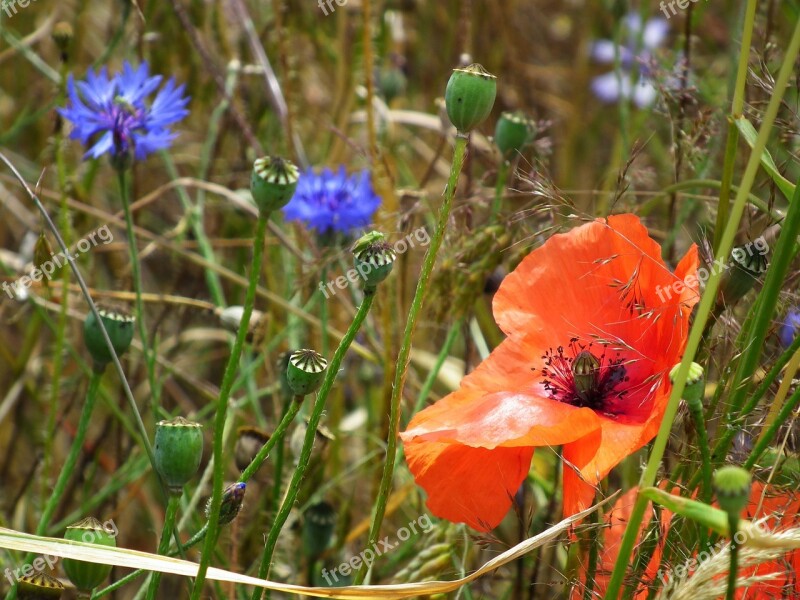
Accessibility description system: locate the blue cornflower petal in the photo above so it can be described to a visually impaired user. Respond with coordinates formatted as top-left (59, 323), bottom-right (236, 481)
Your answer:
top-left (282, 167), bottom-right (382, 236)
top-left (780, 310), bottom-right (800, 348)
top-left (116, 61), bottom-right (163, 106)
top-left (590, 12), bottom-right (669, 108)
top-left (59, 60), bottom-right (190, 161)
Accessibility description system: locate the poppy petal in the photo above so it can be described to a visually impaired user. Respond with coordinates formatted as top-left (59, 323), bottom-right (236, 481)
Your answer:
top-left (404, 438), bottom-right (534, 531)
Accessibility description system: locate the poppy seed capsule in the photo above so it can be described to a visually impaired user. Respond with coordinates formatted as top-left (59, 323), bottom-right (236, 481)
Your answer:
top-left (670, 362), bottom-right (705, 409)
top-left (62, 518), bottom-right (116, 592)
top-left (444, 63), bottom-right (497, 134)
top-left (713, 465), bottom-right (752, 518)
top-left (17, 572), bottom-right (64, 599)
top-left (286, 349), bottom-right (328, 396)
top-left (352, 231), bottom-right (396, 291)
top-left (571, 351), bottom-right (600, 395)
top-left (154, 417), bottom-right (203, 494)
top-left (717, 243), bottom-right (769, 307)
top-left (302, 501), bottom-right (337, 560)
top-left (83, 307), bottom-right (135, 370)
top-left (250, 156), bottom-right (300, 213)
top-left (494, 111), bottom-right (536, 158)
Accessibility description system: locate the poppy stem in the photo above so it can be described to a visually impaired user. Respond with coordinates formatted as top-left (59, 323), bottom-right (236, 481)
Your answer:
top-left (145, 494), bottom-right (180, 600)
top-left (605, 7), bottom-right (800, 598)
top-left (355, 133), bottom-right (469, 585)
top-left (724, 514), bottom-right (740, 600)
top-left (192, 211), bottom-right (270, 600)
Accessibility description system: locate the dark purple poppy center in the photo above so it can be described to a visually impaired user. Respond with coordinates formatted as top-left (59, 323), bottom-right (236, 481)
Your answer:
top-left (540, 338), bottom-right (629, 412)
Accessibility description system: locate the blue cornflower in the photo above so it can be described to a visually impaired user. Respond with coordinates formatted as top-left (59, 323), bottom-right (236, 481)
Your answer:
top-left (780, 310), bottom-right (800, 348)
top-left (59, 61), bottom-right (189, 161)
top-left (590, 13), bottom-right (669, 108)
top-left (282, 167), bottom-right (381, 235)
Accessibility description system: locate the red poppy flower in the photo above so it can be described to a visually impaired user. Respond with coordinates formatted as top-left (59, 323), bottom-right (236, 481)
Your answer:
top-left (400, 214), bottom-right (699, 530)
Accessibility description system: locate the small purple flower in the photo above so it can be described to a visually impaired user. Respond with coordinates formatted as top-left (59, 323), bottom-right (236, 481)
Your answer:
top-left (590, 13), bottom-right (669, 108)
top-left (780, 310), bottom-right (800, 348)
top-left (282, 167), bottom-right (381, 236)
top-left (59, 61), bottom-right (189, 161)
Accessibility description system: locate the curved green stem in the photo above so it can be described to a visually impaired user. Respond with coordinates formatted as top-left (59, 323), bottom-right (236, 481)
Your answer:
top-left (253, 292), bottom-right (377, 600)
top-left (605, 10), bottom-right (800, 599)
top-left (687, 397), bottom-right (712, 550)
top-left (35, 371), bottom-right (103, 536)
top-left (355, 133), bottom-right (468, 585)
top-left (191, 212), bottom-right (270, 600)
top-left (145, 494), bottom-right (180, 600)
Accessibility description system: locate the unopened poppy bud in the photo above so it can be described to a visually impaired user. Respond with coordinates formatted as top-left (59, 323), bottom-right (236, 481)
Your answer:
top-left (154, 417), bottom-right (203, 494)
top-left (250, 156), bottom-right (299, 213)
top-left (717, 243), bottom-right (768, 307)
top-left (286, 349), bottom-right (328, 396)
top-left (572, 351), bottom-right (600, 395)
top-left (83, 307), bottom-right (135, 371)
top-left (494, 111), bottom-right (535, 158)
top-left (713, 465), bottom-right (752, 518)
top-left (670, 362), bottom-right (705, 409)
top-left (352, 231), bottom-right (396, 292)
top-left (207, 482), bottom-right (246, 525)
top-left (51, 22), bottom-right (73, 58)
top-left (444, 63), bottom-right (497, 134)
top-left (18, 572), bottom-right (64, 599)
top-left (62, 518), bottom-right (116, 592)
top-left (302, 501), bottom-right (336, 560)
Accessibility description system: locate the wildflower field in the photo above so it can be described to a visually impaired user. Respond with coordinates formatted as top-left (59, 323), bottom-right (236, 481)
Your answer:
top-left (1, 1), bottom-right (800, 599)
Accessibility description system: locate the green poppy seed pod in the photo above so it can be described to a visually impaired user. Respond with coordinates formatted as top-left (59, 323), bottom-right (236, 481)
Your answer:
top-left (494, 111), bottom-right (535, 158)
top-left (378, 66), bottom-right (407, 103)
top-left (154, 417), bottom-right (203, 494)
top-left (572, 351), bottom-right (600, 395)
top-left (713, 465), bottom-right (752, 518)
top-left (286, 349), bottom-right (328, 396)
top-left (250, 156), bottom-right (299, 213)
top-left (717, 243), bottom-right (769, 307)
top-left (444, 63), bottom-right (497, 134)
top-left (83, 307), bottom-right (135, 371)
top-left (62, 518), bottom-right (116, 592)
top-left (17, 572), bottom-right (64, 599)
top-left (352, 231), bottom-right (396, 292)
top-left (206, 482), bottom-right (247, 526)
top-left (670, 362), bottom-right (705, 410)
top-left (302, 501), bottom-right (337, 560)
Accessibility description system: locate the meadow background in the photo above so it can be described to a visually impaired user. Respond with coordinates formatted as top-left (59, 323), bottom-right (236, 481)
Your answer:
top-left (0, 0), bottom-right (799, 598)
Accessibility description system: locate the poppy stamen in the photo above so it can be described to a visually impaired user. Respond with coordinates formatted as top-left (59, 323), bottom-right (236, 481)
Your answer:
top-left (540, 340), bottom-right (629, 412)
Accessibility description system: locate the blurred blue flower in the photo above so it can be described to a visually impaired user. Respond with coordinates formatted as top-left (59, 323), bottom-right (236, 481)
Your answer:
top-left (590, 13), bottom-right (669, 108)
top-left (59, 61), bottom-right (189, 161)
top-left (282, 167), bottom-right (381, 235)
top-left (780, 310), bottom-right (800, 348)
